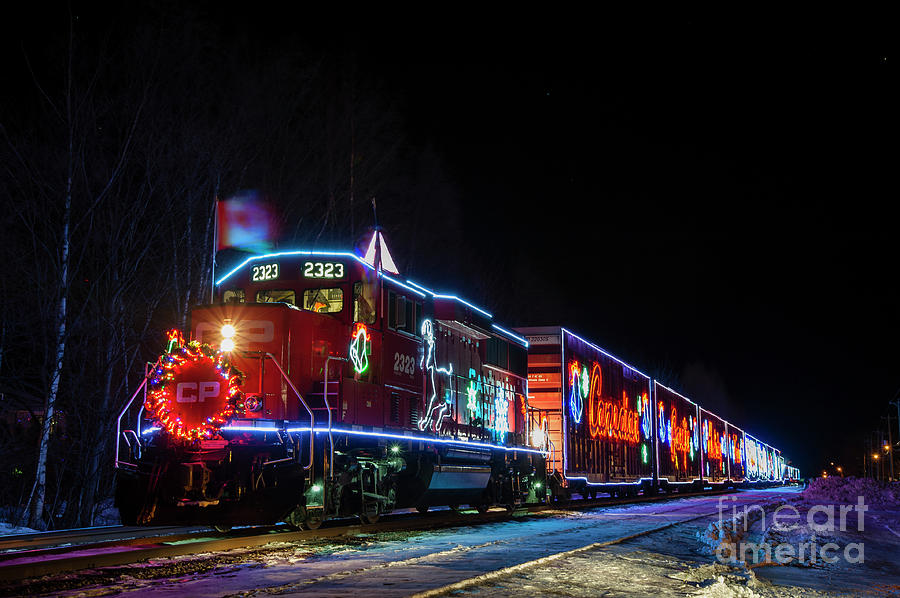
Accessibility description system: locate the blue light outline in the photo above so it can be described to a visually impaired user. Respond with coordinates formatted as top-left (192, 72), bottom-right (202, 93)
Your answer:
top-left (565, 475), bottom-right (654, 488)
top-left (381, 273), bottom-right (427, 298)
top-left (404, 280), bottom-right (433, 294)
top-left (405, 278), bottom-right (493, 318)
top-left (432, 294), bottom-right (493, 318)
top-left (215, 250), bottom-right (370, 286)
top-left (653, 381), bottom-right (700, 408)
top-left (284, 426), bottom-right (547, 455)
top-left (491, 324), bottom-right (529, 348)
top-left (561, 328), bottom-right (650, 381)
top-left (144, 425), bottom-right (547, 455)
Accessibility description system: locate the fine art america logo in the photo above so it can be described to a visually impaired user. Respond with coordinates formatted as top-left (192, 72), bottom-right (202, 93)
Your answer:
top-left (714, 495), bottom-right (867, 565)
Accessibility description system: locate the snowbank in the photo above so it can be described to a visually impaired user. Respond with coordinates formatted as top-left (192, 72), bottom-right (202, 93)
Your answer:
top-left (0, 521), bottom-right (40, 536)
top-left (802, 476), bottom-right (900, 507)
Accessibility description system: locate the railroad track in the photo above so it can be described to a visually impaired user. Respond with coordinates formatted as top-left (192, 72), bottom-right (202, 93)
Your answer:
top-left (0, 525), bottom-right (212, 553)
top-left (0, 487), bottom-right (739, 585)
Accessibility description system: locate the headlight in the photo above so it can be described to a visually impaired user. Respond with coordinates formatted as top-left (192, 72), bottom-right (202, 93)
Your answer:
top-left (221, 324), bottom-right (236, 338)
top-left (221, 338), bottom-right (235, 352)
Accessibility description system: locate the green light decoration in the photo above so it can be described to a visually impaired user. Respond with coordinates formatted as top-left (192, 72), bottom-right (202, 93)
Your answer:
top-left (580, 366), bottom-right (589, 399)
top-left (466, 367), bottom-right (480, 412)
top-left (349, 324), bottom-right (369, 374)
top-left (641, 443), bottom-right (649, 464)
top-left (466, 381), bottom-right (478, 411)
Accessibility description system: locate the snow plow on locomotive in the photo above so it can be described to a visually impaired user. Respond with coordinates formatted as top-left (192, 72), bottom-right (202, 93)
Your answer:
top-left (115, 240), bottom-right (548, 529)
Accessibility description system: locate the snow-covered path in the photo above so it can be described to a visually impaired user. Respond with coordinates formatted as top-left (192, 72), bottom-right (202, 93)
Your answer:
top-left (24, 486), bottom-right (897, 597)
top-left (42, 489), bottom-right (819, 597)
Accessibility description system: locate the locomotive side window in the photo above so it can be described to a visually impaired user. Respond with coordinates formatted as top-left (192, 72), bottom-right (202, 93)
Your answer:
top-left (223, 288), bottom-right (245, 303)
top-left (353, 281), bottom-right (376, 324)
top-left (485, 337), bottom-right (509, 370)
top-left (387, 291), bottom-right (420, 335)
top-left (303, 288), bottom-right (343, 313)
top-left (255, 289), bottom-right (296, 305)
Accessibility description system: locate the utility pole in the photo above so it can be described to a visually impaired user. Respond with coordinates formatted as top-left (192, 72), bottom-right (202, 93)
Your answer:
top-left (885, 414), bottom-right (895, 482)
top-left (892, 395), bottom-right (900, 479)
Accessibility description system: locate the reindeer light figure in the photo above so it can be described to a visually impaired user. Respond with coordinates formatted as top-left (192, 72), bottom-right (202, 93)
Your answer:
top-left (418, 319), bottom-right (454, 432)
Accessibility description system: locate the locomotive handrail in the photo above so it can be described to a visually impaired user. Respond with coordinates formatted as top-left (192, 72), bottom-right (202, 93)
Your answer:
top-left (114, 364), bottom-right (152, 470)
top-left (264, 352), bottom-right (315, 471)
top-left (323, 356), bottom-right (346, 480)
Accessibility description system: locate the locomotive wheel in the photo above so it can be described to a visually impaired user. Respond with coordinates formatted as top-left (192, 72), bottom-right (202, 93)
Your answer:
top-left (303, 513), bottom-right (323, 530)
top-left (213, 524), bottom-right (232, 533)
top-left (360, 511), bottom-right (380, 525)
top-left (448, 504), bottom-right (460, 512)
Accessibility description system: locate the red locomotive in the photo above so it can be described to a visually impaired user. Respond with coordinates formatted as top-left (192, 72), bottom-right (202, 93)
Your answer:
top-left (115, 233), bottom-right (546, 529)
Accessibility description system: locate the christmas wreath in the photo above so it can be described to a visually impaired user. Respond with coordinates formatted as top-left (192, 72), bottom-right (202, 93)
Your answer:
top-left (144, 330), bottom-right (245, 441)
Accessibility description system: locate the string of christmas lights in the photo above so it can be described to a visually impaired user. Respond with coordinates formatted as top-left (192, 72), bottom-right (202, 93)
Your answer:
top-left (143, 329), bottom-right (244, 442)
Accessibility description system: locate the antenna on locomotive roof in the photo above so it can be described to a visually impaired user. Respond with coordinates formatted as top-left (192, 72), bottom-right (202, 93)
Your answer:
top-left (371, 197), bottom-right (379, 230)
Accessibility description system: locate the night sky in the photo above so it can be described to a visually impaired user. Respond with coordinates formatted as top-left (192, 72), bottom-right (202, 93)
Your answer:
top-left (6, 6), bottom-right (895, 475)
top-left (306, 11), bottom-right (896, 475)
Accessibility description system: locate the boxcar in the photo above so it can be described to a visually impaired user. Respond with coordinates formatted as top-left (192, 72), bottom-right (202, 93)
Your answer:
top-left (700, 408), bottom-right (728, 485)
top-left (518, 327), bottom-right (653, 497)
top-left (653, 382), bottom-right (702, 489)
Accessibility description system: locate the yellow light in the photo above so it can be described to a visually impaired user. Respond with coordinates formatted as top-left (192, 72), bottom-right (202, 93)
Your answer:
top-left (221, 324), bottom-right (236, 338)
top-left (873, 454), bottom-right (879, 460)
top-left (221, 338), bottom-right (235, 352)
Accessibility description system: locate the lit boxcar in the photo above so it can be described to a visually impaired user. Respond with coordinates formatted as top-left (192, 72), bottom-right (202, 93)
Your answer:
top-left (115, 242), bottom-right (547, 528)
top-left (726, 423), bottom-right (747, 483)
top-left (653, 382), bottom-right (702, 490)
top-left (517, 327), bottom-right (654, 498)
top-left (700, 407), bottom-right (729, 485)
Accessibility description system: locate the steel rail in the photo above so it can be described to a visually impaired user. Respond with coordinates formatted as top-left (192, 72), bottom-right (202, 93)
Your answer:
top-left (0, 525), bottom-right (211, 553)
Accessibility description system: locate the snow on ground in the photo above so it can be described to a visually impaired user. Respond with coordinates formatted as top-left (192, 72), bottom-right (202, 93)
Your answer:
top-left (468, 483), bottom-right (900, 597)
top-left (21, 485), bottom-right (899, 597)
top-left (0, 522), bottom-right (40, 536)
top-left (40, 491), bottom-right (781, 597)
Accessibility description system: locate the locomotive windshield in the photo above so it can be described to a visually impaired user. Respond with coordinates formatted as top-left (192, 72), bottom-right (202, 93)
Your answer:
top-left (223, 288), bottom-right (245, 303)
top-left (255, 289), bottom-right (296, 305)
top-left (302, 288), bottom-right (343, 313)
